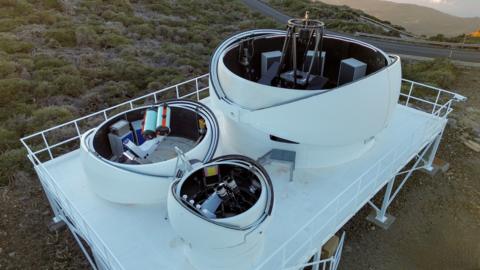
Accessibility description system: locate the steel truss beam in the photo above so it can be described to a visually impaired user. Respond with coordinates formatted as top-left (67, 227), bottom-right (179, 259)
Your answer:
top-left (367, 128), bottom-right (445, 229)
top-left (282, 232), bottom-right (346, 270)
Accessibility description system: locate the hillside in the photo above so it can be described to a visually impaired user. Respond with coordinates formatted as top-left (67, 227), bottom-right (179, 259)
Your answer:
top-left (318, 0), bottom-right (480, 37)
top-left (1, 1), bottom-right (479, 270)
top-left (266, 0), bottom-right (408, 36)
top-left (0, 0), bottom-right (278, 186)
top-left (0, 1), bottom-right (277, 268)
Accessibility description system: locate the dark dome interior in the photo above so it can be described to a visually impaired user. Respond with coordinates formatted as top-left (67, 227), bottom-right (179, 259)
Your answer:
top-left (179, 164), bottom-right (262, 218)
top-left (223, 34), bottom-right (389, 89)
top-left (93, 106), bottom-right (206, 161)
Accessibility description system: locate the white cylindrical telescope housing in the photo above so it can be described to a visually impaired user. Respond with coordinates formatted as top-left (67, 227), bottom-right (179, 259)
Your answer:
top-left (167, 155), bottom-right (274, 270)
top-left (80, 99), bottom-right (219, 204)
top-left (209, 30), bottom-right (401, 167)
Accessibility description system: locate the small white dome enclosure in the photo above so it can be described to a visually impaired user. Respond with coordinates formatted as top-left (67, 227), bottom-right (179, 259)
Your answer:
top-left (167, 155), bottom-right (274, 270)
top-left (80, 99), bottom-right (219, 204)
top-left (209, 18), bottom-right (401, 167)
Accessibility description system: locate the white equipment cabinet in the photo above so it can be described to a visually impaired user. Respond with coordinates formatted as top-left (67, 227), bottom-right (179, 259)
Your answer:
top-left (21, 72), bottom-right (465, 270)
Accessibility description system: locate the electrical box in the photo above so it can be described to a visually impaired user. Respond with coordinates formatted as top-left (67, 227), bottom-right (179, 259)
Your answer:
top-left (261, 51), bottom-right (281, 77)
top-left (108, 120), bottom-right (134, 158)
top-left (131, 120), bottom-right (145, 145)
top-left (305, 51), bottom-right (326, 76)
top-left (337, 58), bottom-right (367, 86)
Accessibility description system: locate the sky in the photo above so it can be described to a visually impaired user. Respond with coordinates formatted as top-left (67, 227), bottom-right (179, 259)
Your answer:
top-left (387, 0), bottom-right (480, 17)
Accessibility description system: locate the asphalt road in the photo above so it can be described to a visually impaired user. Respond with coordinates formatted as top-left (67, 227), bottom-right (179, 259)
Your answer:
top-left (241, 0), bottom-right (480, 63)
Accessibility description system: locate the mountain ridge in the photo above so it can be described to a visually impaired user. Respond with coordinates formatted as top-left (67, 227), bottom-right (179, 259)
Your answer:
top-left (318, 0), bottom-right (480, 36)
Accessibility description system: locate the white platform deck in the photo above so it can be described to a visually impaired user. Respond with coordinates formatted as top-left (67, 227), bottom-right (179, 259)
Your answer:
top-left (37, 100), bottom-right (446, 270)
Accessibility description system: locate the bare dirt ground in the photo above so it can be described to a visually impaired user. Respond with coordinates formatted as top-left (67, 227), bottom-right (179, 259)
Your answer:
top-left (340, 66), bottom-right (480, 270)
top-left (0, 66), bottom-right (478, 270)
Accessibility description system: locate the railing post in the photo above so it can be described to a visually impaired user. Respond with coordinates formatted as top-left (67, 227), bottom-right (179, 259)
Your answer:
top-left (175, 85), bottom-right (180, 99)
top-left (432, 90), bottom-right (441, 113)
top-left (446, 100), bottom-right (452, 117)
top-left (195, 78), bottom-right (200, 101)
top-left (74, 121), bottom-right (81, 137)
top-left (405, 81), bottom-right (414, 106)
top-left (312, 250), bottom-right (320, 270)
top-left (41, 132), bottom-right (54, 160)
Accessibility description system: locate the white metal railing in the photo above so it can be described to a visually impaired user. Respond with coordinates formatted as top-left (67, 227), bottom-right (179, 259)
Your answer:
top-left (20, 74), bottom-right (209, 270)
top-left (21, 74), bottom-right (209, 164)
top-left (253, 80), bottom-right (465, 270)
top-left (20, 75), bottom-right (464, 270)
top-left (400, 79), bottom-right (466, 118)
top-left (280, 232), bottom-right (346, 270)
top-left (20, 77), bottom-right (465, 164)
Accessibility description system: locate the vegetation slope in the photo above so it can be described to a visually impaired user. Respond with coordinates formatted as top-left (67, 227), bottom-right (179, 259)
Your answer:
top-left (266, 0), bottom-right (408, 37)
top-left (317, 0), bottom-right (480, 37)
top-left (0, 0), bottom-right (278, 186)
top-left (0, 1), bottom-right (476, 269)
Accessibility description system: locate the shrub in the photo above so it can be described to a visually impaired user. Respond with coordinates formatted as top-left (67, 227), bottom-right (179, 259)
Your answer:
top-left (0, 78), bottom-right (32, 107)
top-left (29, 106), bottom-right (74, 130)
top-left (27, 10), bottom-right (63, 25)
top-left (34, 81), bottom-right (54, 97)
top-left (106, 59), bottom-right (152, 88)
top-left (33, 65), bottom-right (79, 81)
top-left (75, 25), bottom-right (100, 47)
top-left (106, 12), bottom-right (143, 27)
top-left (0, 35), bottom-right (33, 53)
top-left (0, 0), bottom-right (17, 7)
top-left (402, 58), bottom-right (458, 89)
top-left (99, 80), bottom-right (137, 100)
top-left (0, 128), bottom-right (17, 152)
top-left (0, 0), bottom-right (33, 16)
top-left (0, 60), bottom-right (17, 78)
top-left (128, 23), bottom-right (156, 39)
top-left (0, 148), bottom-right (28, 185)
top-left (1, 107), bottom-right (31, 134)
top-left (100, 32), bottom-right (131, 48)
top-left (52, 74), bottom-right (86, 97)
top-left (17, 57), bottom-right (33, 70)
top-left (34, 55), bottom-right (68, 69)
top-left (45, 28), bottom-right (77, 47)
top-left (254, 18), bottom-right (280, 29)
top-left (40, 0), bottom-right (63, 11)
top-left (0, 18), bottom-right (21, 32)
top-left (83, 0), bottom-right (133, 14)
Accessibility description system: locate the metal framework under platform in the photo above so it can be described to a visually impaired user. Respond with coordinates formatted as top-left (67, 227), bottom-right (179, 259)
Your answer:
top-left (21, 74), bottom-right (465, 270)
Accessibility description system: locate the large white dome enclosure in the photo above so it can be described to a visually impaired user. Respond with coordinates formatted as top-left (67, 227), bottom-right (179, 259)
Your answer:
top-left (167, 155), bottom-right (274, 270)
top-left (210, 16), bottom-right (401, 167)
top-left (80, 99), bottom-right (219, 204)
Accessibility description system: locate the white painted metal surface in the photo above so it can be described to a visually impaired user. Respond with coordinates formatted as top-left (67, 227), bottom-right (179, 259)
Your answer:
top-left (167, 157), bottom-right (274, 270)
top-left (79, 100), bottom-right (219, 204)
top-left (211, 31), bottom-right (402, 167)
top-left (21, 74), bottom-right (464, 270)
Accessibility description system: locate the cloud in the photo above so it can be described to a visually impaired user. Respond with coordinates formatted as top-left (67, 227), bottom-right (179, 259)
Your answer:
top-left (428, 0), bottom-right (456, 6)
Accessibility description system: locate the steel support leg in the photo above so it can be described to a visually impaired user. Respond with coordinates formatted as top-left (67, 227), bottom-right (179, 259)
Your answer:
top-left (376, 177), bottom-right (394, 222)
top-left (39, 178), bottom-right (66, 231)
top-left (423, 130), bottom-right (444, 172)
top-left (312, 251), bottom-right (320, 270)
top-left (366, 177), bottom-right (396, 230)
top-left (421, 124), bottom-right (450, 176)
